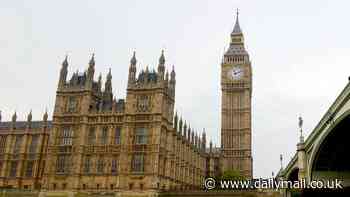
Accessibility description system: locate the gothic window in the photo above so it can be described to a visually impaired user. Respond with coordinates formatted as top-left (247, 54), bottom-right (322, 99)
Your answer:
top-left (114, 127), bottom-right (121, 145)
top-left (132, 154), bottom-right (144, 173)
top-left (13, 135), bottom-right (23, 154)
top-left (56, 155), bottom-right (69, 174)
top-left (83, 156), bottom-right (91, 174)
top-left (135, 128), bottom-right (147, 145)
top-left (136, 95), bottom-right (151, 112)
top-left (97, 158), bottom-right (104, 174)
top-left (61, 128), bottom-right (73, 145)
top-left (0, 136), bottom-right (7, 153)
top-left (29, 135), bottom-right (39, 153)
top-left (9, 161), bottom-right (18, 177)
top-left (68, 97), bottom-right (77, 112)
top-left (25, 161), bottom-right (34, 177)
top-left (111, 156), bottom-right (118, 175)
top-left (101, 127), bottom-right (108, 145)
top-left (87, 127), bottom-right (96, 145)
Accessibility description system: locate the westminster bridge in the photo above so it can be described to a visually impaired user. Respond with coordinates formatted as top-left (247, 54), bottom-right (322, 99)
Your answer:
top-left (278, 78), bottom-right (350, 196)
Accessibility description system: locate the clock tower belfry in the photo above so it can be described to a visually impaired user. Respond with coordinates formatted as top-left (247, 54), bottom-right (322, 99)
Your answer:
top-left (221, 10), bottom-right (253, 178)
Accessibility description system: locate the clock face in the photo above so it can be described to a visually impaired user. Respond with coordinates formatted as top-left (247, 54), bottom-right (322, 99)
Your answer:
top-left (229, 66), bottom-right (244, 80)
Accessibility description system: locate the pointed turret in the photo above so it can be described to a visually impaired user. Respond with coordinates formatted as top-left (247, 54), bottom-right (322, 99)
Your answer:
top-left (202, 128), bottom-right (206, 151)
top-left (27, 110), bottom-right (32, 122)
top-left (103, 68), bottom-right (113, 105)
top-left (170, 65), bottom-right (176, 82)
top-left (130, 51), bottom-right (137, 66)
top-left (43, 109), bottom-right (48, 122)
top-left (165, 70), bottom-right (169, 89)
top-left (174, 111), bottom-right (178, 131)
top-left (58, 55), bottom-right (69, 88)
top-left (179, 117), bottom-right (183, 134)
top-left (12, 111), bottom-right (17, 123)
top-left (165, 70), bottom-right (169, 82)
top-left (198, 135), bottom-right (201, 150)
top-left (159, 50), bottom-right (165, 65)
top-left (11, 111), bottom-right (17, 129)
top-left (105, 68), bottom-right (113, 93)
top-left (27, 110), bottom-right (32, 128)
top-left (89, 53), bottom-right (95, 67)
top-left (158, 50), bottom-right (165, 80)
top-left (62, 55), bottom-right (68, 67)
top-left (209, 140), bottom-right (213, 153)
top-left (187, 125), bottom-right (191, 141)
top-left (169, 65), bottom-right (176, 97)
top-left (183, 121), bottom-right (187, 137)
top-left (191, 130), bottom-right (195, 145)
top-left (86, 53), bottom-right (95, 89)
top-left (128, 51), bottom-right (137, 86)
top-left (98, 73), bottom-right (102, 92)
top-left (42, 108), bottom-right (49, 128)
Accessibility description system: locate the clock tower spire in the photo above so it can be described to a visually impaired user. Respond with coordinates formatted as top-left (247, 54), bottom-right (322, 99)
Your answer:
top-left (231, 9), bottom-right (242, 37)
top-left (221, 10), bottom-right (253, 178)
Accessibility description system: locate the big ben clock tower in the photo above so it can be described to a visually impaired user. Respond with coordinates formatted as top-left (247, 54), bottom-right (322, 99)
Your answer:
top-left (221, 11), bottom-right (253, 178)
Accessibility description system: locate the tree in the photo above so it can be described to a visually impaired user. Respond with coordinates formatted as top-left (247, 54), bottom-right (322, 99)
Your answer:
top-left (221, 169), bottom-right (246, 180)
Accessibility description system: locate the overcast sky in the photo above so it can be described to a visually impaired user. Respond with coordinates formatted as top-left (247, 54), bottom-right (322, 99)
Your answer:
top-left (1, 0), bottom-right (350, 178)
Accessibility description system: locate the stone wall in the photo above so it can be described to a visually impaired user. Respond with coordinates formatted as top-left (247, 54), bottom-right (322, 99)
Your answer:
top-left (0, 190), bottom-right (282, 197)
top-left (159, 190), bottom-right (281, 197)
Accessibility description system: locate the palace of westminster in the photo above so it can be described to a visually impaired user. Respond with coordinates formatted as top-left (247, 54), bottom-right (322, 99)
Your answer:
top-left (0, 13), bottom-right (253, 192)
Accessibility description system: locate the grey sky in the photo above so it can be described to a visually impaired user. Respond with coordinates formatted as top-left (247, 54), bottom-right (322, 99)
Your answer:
top-left (1, 0), bottom-right (349, 178)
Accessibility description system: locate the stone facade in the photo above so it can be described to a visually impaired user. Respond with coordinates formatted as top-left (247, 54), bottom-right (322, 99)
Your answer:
top-left (41, 51), bottom-right (213, 192)
top-left (0, 50), bottom-right (220, 192)
top-left (0, 112), bottom-right (50, 189)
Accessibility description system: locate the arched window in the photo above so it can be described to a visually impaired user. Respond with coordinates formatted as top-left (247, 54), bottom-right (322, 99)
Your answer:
top-left (56, 155), bottom-right (70, 174)
top-left (61, 128), bottom-right (73, 145)
top-left (97, 158), bottom-right (104, 174)
top-left (68, 97), bottom-right (77, 112)
top-left (29, 135), bottom-right (39, 153)
top-left (87, 127), bottom-right (95, 145)
top-left (132, 154), bottom-right (144, 173)
top-left (0, 136), bottom-right (7, 153)
top-left (135, 128), bottom-right (148, 144)
top-left (114, 127), bottom-right (121, 145)
top-left (25, 161), bottom-right (34, 177)
top-left (101, 127), bottom-right (108, 145)
top-left (13, 135), bottom-right (23, 154)
top-left (83, 156), bottom-right (91, 174)
top-left (111, 157), bottom-right (118, 175)
top-left (9, 161), bottom-right (18, 177)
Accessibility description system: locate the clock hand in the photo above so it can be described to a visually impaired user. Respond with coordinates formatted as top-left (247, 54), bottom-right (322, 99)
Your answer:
top-left (233, 70), bottom-right (242, 75)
